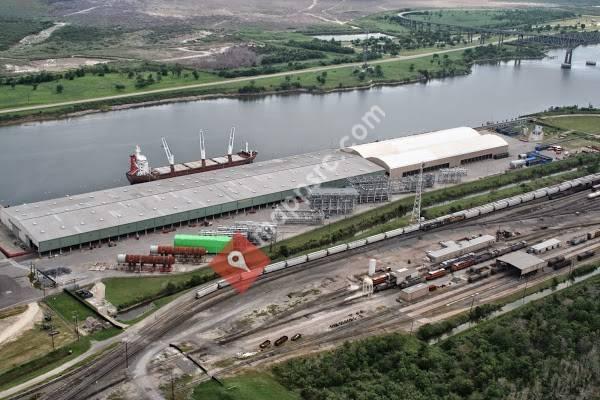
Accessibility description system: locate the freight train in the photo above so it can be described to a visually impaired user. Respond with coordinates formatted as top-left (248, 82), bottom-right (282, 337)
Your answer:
top-left (547, 256), bottom-right (571, 270)
top-left (437, 241), bottom-right (528, 275)
top-left (196, 173), bottom-right (600, 299)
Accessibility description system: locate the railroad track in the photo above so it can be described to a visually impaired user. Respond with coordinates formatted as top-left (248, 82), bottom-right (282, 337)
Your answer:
top-left (460, 190), bottom-right (600, 228)
top-left (172, 265), bottom-right (568, 393)
top-left (10, 188), bottom-right (600, 399)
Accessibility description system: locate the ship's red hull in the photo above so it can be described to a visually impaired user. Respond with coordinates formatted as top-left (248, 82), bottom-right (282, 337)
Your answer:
top-left (126, 151), bottom-right (257, 184)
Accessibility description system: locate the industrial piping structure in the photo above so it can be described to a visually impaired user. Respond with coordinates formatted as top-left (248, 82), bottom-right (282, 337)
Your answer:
top-left (195, 172), bottom-right (600, 299)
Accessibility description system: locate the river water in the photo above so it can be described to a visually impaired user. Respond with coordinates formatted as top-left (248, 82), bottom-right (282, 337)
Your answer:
top-left (1, 45), bottom-right (599, 205)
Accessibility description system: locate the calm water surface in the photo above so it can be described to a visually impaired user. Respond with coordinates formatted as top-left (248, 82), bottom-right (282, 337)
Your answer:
top-left (0, 45), bottom-right (599, 205)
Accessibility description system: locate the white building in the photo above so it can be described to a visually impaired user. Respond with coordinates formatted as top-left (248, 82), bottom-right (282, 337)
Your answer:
top-left (343, 127), bottom-right (509, 177)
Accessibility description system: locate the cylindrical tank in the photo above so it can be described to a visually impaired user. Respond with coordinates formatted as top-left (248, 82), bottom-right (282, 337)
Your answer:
top-left (588, 191), bottom-right (600, 199)
top-left (510, 159), bottom-right (526, 169)
top-left (150, 245), bottom-right (207, 256)
top-left (174, 234), bottom-right (231, 253)
top-left (368, 259), bottom-right (377, 276)
top-left (117, 254), bottom-right (175, 266)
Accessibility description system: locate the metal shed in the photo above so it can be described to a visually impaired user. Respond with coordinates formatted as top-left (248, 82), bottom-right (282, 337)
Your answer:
top-left (497, 251), bottom-right (546, 275)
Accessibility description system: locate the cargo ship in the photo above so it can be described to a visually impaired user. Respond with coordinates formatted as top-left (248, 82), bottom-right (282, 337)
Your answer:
top-left (126, 128), bottom-right (257, 184)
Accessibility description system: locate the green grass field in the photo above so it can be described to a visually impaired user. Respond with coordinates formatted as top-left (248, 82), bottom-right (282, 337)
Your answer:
top-left (104, 268), bottom-right (215, 310)
top-left (0, 48), bottom-right (475, 126)
top-left (191, 372), bottom-right (299, 400)
top-left (411, 10), bottom-right (509, 27)
top-left (0, 0), bottom-right (48, 18)
top-left (0, 70), bottom-right (223, 110)
top-left (45, 292), bottom-right (100, 322)
top-left (0, 52), bottom-right (459, 111)
top-left (543, 115), bottom-right (600, 134)
top-left (409, 8), bottom-right (575, 29)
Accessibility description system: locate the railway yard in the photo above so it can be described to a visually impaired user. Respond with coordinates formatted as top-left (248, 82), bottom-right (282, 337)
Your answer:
top-left (0, 118), bottom-right (599, 399)
top-left (4, 173), bottom-right (600, 400)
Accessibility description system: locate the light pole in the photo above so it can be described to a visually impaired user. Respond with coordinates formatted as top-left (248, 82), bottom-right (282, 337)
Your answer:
top-left (522, 276), bottom-right (530, 304)
top-left (170, 372), bottom-right (175, 400)
top-left (469, 292), bottom-right (479, 317)
top-left (49, 325), bottom-right (56, 350)
top-left (124, 340), bottom-right (129, 369)
top-left (72, 312), bottom-right (80, 341)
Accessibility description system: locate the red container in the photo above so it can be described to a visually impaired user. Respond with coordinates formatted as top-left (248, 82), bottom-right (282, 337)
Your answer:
top-left (426, 269), bottom-right (447, 281)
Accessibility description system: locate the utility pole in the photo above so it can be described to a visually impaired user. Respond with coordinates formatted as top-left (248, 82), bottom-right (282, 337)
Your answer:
top-left (411, 163), bottom-right (424, 224)
top-left (170, 372), bottom-right (175, 400)
top-left (469, 292), bottom-right (479, 317)
top-left (521, 276), bottom-right (530, 304)
top-left (73, 313), bottom-right (79, 341)
top-left (124, 341), bottom-right (129, 369)
top-left (49, 325), bottom-right (56, 350)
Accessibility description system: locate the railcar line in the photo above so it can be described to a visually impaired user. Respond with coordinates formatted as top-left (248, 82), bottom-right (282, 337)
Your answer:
top-left (11, 174), bottom-right (600, 399)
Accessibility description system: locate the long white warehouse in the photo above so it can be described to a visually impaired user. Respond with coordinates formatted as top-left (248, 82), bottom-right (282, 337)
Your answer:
top-left (343, 127), bottom-right (509, 177)
top-left (0, 150), bottom-right (383, 254)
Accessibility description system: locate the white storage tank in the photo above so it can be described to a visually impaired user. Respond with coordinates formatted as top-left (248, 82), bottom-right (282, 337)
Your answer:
top-left (368, 259), bottom-right (377, 276)
top-left (510, 160), bottom-right (526, 169)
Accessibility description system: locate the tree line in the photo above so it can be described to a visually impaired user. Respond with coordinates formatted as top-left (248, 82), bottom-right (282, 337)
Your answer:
top-left (273, 275), bottom-right (600, 399)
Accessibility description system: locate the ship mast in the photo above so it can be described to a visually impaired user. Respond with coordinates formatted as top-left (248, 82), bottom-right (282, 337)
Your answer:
top-left (227, 127), bottom-right (235, 162)
top-left (161, 137), bottom-right (175, 173)
top-left (199, 129), bottom-right (206, 167)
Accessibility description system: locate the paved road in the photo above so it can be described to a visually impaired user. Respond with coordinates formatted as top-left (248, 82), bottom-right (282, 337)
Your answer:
top-left (0, 45), bottom-right (481, 116)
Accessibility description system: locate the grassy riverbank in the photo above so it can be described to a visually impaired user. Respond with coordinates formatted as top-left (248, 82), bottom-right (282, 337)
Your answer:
top-left (0, 44), bottom-right (540, 126)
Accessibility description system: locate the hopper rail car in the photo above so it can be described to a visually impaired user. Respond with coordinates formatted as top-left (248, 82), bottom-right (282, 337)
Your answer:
top-left (196, 174), bottom-right (600, 299)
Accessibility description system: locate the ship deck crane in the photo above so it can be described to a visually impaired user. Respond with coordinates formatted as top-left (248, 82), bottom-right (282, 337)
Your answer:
top-left (199, 129), bottom-right (206, 167)
top-left (161, 137), bottom-right (175, 172)
top-left (227, 127), bottom-right (235, 162)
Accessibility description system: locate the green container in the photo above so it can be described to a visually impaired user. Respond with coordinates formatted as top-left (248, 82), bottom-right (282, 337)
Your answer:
top-left (174, 234), bottom-right (231, 254)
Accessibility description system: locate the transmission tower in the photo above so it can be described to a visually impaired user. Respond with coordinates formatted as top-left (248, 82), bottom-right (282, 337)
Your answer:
top-left (411, 163), bottom-right (424, 224)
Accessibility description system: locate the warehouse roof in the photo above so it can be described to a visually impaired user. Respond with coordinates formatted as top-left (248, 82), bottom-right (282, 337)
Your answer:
top-left (1, 150), bottom-right (383, 246)
top-left (426, 235), bottom-right (496, 260)
top-left (343, 127), bottom-right (508, 172)
top-left (530, 238), bottom-right (561, 252)
top-left (497, 251), bottom-right (545, 272)
top-left (401, 283), bottom-right (429, 294)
